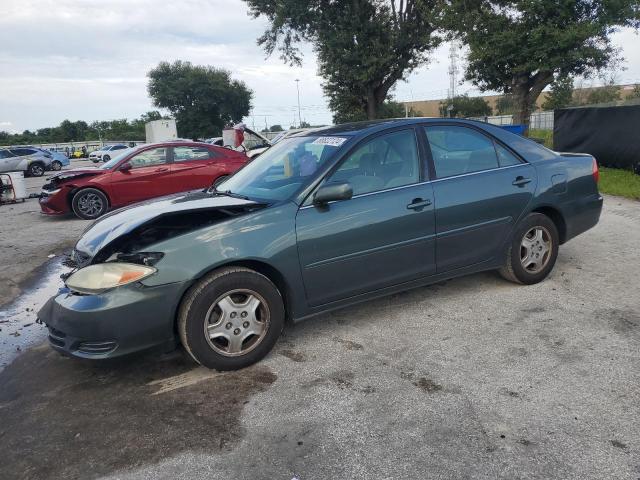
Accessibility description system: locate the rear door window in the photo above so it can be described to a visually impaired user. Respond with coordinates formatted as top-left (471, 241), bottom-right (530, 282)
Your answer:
top-left (424, 126), bottom-right (499, 178)
top-left (174, 146), bottom-right (215, 162)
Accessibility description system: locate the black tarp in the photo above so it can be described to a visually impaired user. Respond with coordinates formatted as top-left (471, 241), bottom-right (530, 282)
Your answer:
top-left (554, 105), bottom-right (640, 172)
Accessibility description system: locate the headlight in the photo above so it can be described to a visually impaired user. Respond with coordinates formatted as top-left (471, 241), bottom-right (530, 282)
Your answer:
top-left (65, 262), bottom-right (156, 294)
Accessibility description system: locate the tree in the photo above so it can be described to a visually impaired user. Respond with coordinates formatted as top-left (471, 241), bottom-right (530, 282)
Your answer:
top-left (332, 100), bottom-right (408, 123)
top-left (147, 61), bottom-right (252, 139)
top-left (439, 94), bottom-right (492, 117)
top-left (585, 81), bottom-right (621, 105)
top-left (627, 84), bottom-right (640, 100)
top-left (269, 124), bottom-right (284, 132)
top-left (542, 76), bottom-right (575, 110)
top-left (447, 0), bottom-right (640, 128)
top-left (245, 0), bottom-right (442, 121)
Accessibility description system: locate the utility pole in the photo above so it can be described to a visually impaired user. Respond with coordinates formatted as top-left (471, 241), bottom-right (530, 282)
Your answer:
top-left (295, 79), bottom-right (302, 128)
top-left (448, 41), bottom-right (459, 99)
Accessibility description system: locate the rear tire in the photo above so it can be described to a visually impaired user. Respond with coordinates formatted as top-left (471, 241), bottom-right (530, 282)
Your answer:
top-left (51, 160), bottom-right (62, 171)
top-left (102, 155), bottom-right (110, 162)
top-left (27, 162), bottom-right (45, 177)
top-left (71, 188), bottom-right (109, 220)
top-left (500, 213), bottom-right (559, 284)
top-left (178, 267), bottom-right (285, 370)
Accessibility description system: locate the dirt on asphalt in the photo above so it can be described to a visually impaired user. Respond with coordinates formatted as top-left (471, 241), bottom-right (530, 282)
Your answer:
top-left (0, 194), bottom-right (638, 479)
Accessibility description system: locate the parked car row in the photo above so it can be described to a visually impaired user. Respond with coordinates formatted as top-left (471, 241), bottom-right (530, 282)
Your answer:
top-left (89, 144), bottom-right (131, 163)
top-left (0, 147), bottom-right (59, 177)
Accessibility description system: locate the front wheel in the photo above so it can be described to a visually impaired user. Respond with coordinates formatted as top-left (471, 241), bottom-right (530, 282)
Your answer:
top-left (178, 267), bottom-right (285, 370)
top-left (27, 162), bottom-right (45, 177)
top-left (500, 213), bottom-right (559, 285)
top-left (71, 188), bottom-right (109, 219)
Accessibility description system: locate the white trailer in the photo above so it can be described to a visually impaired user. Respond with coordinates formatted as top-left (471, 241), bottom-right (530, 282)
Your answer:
top-left (145, 119), bottom-right (178, 143)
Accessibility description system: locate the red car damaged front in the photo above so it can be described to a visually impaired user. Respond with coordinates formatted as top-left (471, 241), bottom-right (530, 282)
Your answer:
top-left (39, 142), bottom-right (250, 219)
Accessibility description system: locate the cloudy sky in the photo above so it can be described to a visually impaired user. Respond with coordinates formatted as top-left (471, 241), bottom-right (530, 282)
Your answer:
top-left (1, 0), bottom-right (640, 134)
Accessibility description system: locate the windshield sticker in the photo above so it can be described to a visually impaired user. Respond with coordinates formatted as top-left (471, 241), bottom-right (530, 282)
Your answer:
top-left (312, 136), bottom-right (348, 147)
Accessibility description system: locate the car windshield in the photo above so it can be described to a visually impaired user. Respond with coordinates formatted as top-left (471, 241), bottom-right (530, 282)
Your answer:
top-left (100, 146), bottom-right (136, 169)
top-left (217, 136), bottom-right (347, 202)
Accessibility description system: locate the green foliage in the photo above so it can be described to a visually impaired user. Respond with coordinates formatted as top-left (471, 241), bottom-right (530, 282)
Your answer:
top-left (585, 82), bottom-right (621, 105)
top-left (332, 100), bottom-right (407, 124)
top-left (439, 95), bottom-right (492, 117)
top-left (147, 60), bottom-right (252, 139)
top-left (245, 0), bottom-right (442, 121)
top-left (447, 0), bottom-right (640, 125)
top-left (627, 84), bottom-right (640, 100)
top-left (528, 129), bottom-right (553, 148)
top-left (269, 124), bottom-right (284, 132)
top-left (599, 167), bottom-right (640, 200)
top-left (299, 121), bottom-right (312, 128)
top-left (542, 76), bottom-right (575, 110)
top-left (0, 112), bottom-right (166, 145)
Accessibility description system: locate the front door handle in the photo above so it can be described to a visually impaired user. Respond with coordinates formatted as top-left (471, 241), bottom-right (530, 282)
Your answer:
top-left (407, 198), bottom-right (432, 210)
top-left (154, 167), bottom-right (169, 172)
top-left (512, 176), bottom-right (532, 187)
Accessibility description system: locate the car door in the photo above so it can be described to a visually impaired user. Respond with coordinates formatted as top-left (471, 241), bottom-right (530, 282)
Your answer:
top-left (108, 146), bottom-right (172, 206)
top-left (0, 149), bottom-right (20, 171)
top-left (170, 145), bottom-right (227, 192)
top-left (423, 124), bottom-right (537, 273)
top-left (296, 128), bottom-right (436, 307)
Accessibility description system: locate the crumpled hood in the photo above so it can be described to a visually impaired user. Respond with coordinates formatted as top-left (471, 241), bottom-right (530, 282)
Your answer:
top-left (50, 167), bottom-right (104, 182)
top-left (74, 190), bottom-right (261, 262)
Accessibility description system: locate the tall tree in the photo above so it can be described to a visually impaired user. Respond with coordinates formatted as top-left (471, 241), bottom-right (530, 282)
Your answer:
top-left (447, 0), bottom-right (640, 128)
top-left (586, 79), bottom-right (622, 105)
top-left (245, 0), bottom-right (443, 121)
top-left (542, 75), bottom-right (575, 110)
top-left (147, 61), bottom-right (252, 139)
top-left (439, 94), bottom-right (492, 117)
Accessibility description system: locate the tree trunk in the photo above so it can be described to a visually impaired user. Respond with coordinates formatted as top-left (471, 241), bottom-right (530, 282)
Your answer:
top-left (365, 90), bottom-right (378, 120)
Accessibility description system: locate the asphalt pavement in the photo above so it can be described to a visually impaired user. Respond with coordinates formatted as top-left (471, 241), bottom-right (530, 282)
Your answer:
top-left (0, 194), bottom-right (638, 480)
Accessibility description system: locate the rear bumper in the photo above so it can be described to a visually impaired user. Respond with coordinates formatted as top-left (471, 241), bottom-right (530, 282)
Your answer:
top-left (564, 193), bottom-right (603, 242)
top-left (38, 281), bottom-right (188, 359)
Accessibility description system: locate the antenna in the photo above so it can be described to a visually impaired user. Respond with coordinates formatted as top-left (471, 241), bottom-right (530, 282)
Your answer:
top-left (448, 41), bottom-right (460, 99)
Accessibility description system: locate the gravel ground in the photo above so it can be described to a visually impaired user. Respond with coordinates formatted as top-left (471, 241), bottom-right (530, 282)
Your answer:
top-left (0, 161), bottom-right (93, 307)
top-left (0, 195), bottom-right (638, 480)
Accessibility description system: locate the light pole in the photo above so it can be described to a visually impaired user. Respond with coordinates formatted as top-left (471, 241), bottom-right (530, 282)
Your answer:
top-left (295, 79), bottom-right (302, 128)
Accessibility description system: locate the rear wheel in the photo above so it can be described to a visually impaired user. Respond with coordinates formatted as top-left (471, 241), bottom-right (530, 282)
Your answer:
top-left (500, 213), bottom-right (559, 284)
top-left (178, 267), bottom-right (285, 370)
top-left (51, 160), bottom-right (62, 171)
top-left (27, 162), bottom-right (45, 177)
top-left (102, 155), bottom-right (110, 162)
top-left (71, 188), bottom-right (109, 219)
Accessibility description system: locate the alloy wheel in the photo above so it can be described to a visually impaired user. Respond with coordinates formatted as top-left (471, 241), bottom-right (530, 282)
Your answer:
top-left (77, 192), bottom-right (104, 217)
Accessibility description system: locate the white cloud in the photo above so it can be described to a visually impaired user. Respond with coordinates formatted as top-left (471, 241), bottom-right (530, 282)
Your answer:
top-left (0, 0), bottom-right (639, 133)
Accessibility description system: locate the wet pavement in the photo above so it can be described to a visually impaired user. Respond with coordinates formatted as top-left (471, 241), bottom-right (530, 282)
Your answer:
top-left (0, 258), bottom-right (69, 371)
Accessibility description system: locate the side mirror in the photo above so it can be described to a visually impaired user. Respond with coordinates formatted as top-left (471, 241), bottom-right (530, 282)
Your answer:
top-left (119, 162), bottom-right (132, 172)
top-left (313, 182), bottom-right (353, 205)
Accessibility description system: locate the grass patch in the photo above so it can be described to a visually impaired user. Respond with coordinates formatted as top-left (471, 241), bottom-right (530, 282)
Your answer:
top-left (599, 167), bottom-right (640, 200)
top-left (528, 129), bottom-right (553, 148)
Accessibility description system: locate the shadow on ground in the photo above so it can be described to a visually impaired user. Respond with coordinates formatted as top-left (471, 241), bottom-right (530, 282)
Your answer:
top-left (0, 347), bottom-right (276, 479)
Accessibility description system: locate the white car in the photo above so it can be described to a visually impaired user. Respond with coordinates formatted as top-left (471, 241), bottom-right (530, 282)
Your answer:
top-left (0, 147), bottom-right (52, 177)
top-left (89, 144), bottom-right (130, 163)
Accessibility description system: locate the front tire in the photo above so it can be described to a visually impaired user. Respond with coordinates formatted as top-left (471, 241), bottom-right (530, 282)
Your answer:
top-left (71, 188), bottom-right (109, 219)
top-left (27, 162), bottom-right (45, 177)
top-left (500, 213), bottom-right (559, 285)
top-left (178, 267), bottom-right (285, 370)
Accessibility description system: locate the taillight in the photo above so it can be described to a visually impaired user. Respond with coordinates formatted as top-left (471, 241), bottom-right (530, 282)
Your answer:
top-left (592, 157), bottom-right (599, 183)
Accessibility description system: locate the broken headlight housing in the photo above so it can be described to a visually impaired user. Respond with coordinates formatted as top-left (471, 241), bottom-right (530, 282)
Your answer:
top-left (65, 262), bottom-right (157, 294)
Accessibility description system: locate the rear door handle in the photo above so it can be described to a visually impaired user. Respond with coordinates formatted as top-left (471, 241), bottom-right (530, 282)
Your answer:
top-left (512, 176), bottom-right (532, 187)
top-left (407, 198), bottom-right (432, 210)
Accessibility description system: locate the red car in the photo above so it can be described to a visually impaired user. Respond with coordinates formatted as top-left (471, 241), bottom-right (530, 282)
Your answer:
top-left (40, 141), bottom-right (249, 219)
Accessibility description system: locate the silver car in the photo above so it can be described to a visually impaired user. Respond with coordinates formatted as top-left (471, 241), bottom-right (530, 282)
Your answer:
top-left (0, 147), bottom-right (51, 177)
